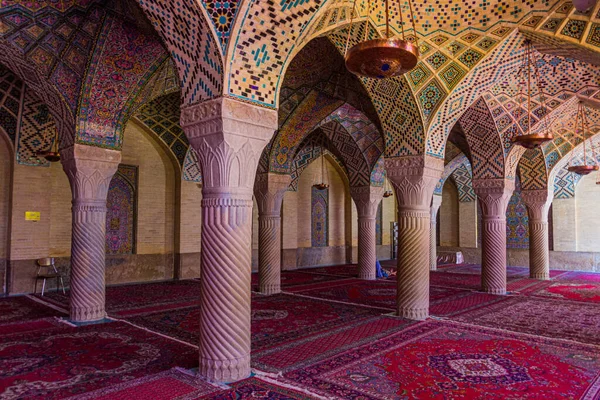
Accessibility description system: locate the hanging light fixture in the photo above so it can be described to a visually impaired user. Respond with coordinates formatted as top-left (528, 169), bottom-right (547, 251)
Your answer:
top-left (512, 40), bottom-right (554, 149)
top-left (36, 124), bottom-right (60, 163)
top-left (383, 174), bottom-right (393, 197)
top-left (344, 0), bottom-right (419, 79)
top-left (313, 148), bottom-right (330, 190)
top-left (567, 101), bottom-right (599, 176)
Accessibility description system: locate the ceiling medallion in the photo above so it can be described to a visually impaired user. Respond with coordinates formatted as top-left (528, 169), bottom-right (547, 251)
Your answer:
top-left (567, 101), bottom-right (599, 176)
top-left (344, 0), bottom-right (419, 79)
top-left (511, 40), bottom-right (553, 149)
top-left (35, 125), bottom-right (61, 163)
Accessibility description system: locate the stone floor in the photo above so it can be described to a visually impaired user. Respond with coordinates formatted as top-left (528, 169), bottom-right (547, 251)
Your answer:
top-left (1, 262), bottom-right (599, 399)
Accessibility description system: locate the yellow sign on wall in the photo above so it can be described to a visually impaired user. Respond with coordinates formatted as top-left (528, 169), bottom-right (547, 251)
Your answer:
top-left (25, 211), bottom-right (40, 221)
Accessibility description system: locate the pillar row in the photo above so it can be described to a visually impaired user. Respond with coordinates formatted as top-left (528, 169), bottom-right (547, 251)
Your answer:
top-left (350, 186), bottom-right (384, 280)
top-left (522, 189), bottom-right (552, 280)
top-left (181, 97), bottom-right (276, 383)
top-left (61, 144), bottom-right (121, 323)
top-left (254, 173), bottom-right (291, 295)
top-left (386, 156), bottom-right (443, 320)
top-left (430, 195), bottom-right (443, 271)
top-left (473, 179), bottom-right (514, 295)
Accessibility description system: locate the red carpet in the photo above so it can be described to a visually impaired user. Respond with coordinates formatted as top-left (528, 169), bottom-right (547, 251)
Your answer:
top-left (519, 280), bottom-right (600, 303)
top-left (282, 320), bottom-right (600, 399)
top-left (300, 264), bottom-right (359, 277)
top-left (455, 296), bottom-right (600, 345)
top-left (557, 271), bottom-right (600, 283)
top-left (0, 321), bottom-right (197, 399)
top-left (430, 291), bottom-right (510, 317)
top-left (252, 316), bottom-right (412, 372)
top-left (204, 377), bottom-right (315, 399)
top-left (0, 318), bottom-right (64, 337)
top-left (126, 293), bottom-right (382, 351)
top-left (0, 296), bottom-right (65, 323)
top-left (430, 271), bottom-right (483, 290)
top-left (251, 270), bottom-right (346, 290)
top-left (36, 280), bottom-right (201, 317)
top-left (68, 368), bottom-right (218, 399)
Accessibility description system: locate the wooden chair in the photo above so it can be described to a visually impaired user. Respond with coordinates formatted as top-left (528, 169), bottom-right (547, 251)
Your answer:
top-left (35, 257), bottom-right (66, 296)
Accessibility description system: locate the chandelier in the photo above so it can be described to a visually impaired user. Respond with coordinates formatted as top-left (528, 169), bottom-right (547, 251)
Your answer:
top-left (511, 40), bottom-right (553, 149)
top-left (313, 148), bottom-right (330, 190)
top-left (344, 0), bottom-right (419, 79)
top-left (36, 124), bottom-right (60, 163)
top-left (567, 101), bottom-right (599, 176)
top-left (383, 173), bottom-right (393, 198)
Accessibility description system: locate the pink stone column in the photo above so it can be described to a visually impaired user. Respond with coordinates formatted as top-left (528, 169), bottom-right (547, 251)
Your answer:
top-left (181, 97), bottom-right (276, 383)
top-left (350, 186), bottom-right (384, 280)
top-left (473, 179), bottom-right (514, 294)
top-left (430, 195), bottom-right (443, 271)
top-left (254, 173), bottom-right (291, 294)
top-left (386, 156), bottom-right (443, 320)
top-left (522, 189), bottom-right (552, 280)
top-left (61, 144), bottom-right (121, 322)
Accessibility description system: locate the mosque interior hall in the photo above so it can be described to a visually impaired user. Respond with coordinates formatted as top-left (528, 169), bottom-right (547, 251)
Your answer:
top-left (2, 0), bottom-right (600, 398)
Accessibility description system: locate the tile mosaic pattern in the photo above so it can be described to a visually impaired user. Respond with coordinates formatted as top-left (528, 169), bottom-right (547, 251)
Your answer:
top-left (518, 148), bottom-right (548, 191)
top-left (289, 143), bottom-right (345, 192)
top-left (106, 164), bottom-right (137, 255)
top-left (0, 65), bottom-right (24, 144)
top-left (201, 0), bottom-right (241, 52)
top-left (506, 177), bottom-right (529, 249)
top-left (16, 87), bottom-right (56, 167)
top-left (311, 185), bottom-right (328, 247)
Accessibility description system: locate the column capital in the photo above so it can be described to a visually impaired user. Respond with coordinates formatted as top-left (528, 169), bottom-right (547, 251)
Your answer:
top-left (473, 178), bottom-right (514, 217)
top-left (254, 172), bottom-right (291, 215)
top-left (60, 144), bottom-right (121, 203)
top-left (349, 185), bottom-right (384, 218)
top-left (522, 189), bottom-right (552, 221)
top-left (181, 97), bottom-right (277, 193)
top-left (385, 155), bottom-right (444, 210)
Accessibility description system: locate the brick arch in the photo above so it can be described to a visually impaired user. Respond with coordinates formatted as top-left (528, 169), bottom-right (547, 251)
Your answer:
top-left (458, 97), bottom-right (506, 179)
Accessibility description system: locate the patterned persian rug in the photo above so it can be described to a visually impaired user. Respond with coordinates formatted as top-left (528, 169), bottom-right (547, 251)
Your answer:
top-left (0, 321), bottom-right (197, 400)
top-left (556, 271), bottom-right (600, 283)
top-left (0, 296), bottom-right (65, 324)
top-left (282, 320), bottom-right (600, 399)
top-left (430, 271), bottom-right (484, 290)
top-left (299, 264), bottom-right (359, 277)
top-left (251, 270), bottom-right (346, 290)
top-left (252, 316), bottom-right (412, 373)
top-left (126, 293), bottom-right (382, 351)
top-left (36, 280), bottom-right (202, 317)
top-left (67, 368), bottom-right (219, 400)
top-left (205, 377), bottom-right (317, 399)
top-left (453, 296), bottom-right (600, 345)
top-left (430, 291), bottom-right (510, 318)
top-left (518, 280), bottom-right (600, 303)
top-left (0, 318), bottom-right (64, 337)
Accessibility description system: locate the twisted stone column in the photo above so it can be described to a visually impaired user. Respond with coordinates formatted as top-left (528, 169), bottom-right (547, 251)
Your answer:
top-left (430, 195), bottom-right (442, 271)
top-left (522, 189), bottom-right (552, 280)
top-left (181, 97), bottom-right (276, 383)
top-left (473, 179), bottom-right (514, 294)
top-left (350, 186), bottom-right (384, 280)
top-left (61, 145), bottom-right (121, 322)
top-left (254, 173), bottom-right (291, 294)
top-left (386, 156), bottom-right (443, 320)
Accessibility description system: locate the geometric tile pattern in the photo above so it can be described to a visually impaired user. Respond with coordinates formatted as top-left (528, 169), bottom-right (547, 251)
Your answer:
top-left (106, 164), bottom-right (137, 255)
top-left (506, 177), bottom-right (529, 249)
top-left (458, 97), bottom-right (505, 179)
top-left (311, 184), bottom-right (328, 247)
top-left (518, 147), bottom-right (547, 190)
top-left (451, 163), bottom-right (477, 202)
top-left (0, 65), bottom-right (24, 144)
top-left (289, 136), bottom-right (346, 191)
top-left (182, 148), bottom-right (203, 183)
top-left (137, 0), bottom-right (223, 106)
top-left (435, 152), bottom-right (468, 196)
top-left (16, 87), bottom-right (56, 167)
top-left (135, 92), bottom-right (189, 166)
top-left (201, 0), bottom-right (241, 52)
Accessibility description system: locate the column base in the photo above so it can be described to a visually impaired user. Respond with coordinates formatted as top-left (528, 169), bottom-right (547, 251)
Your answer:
top-left (530, 272), bottom-right (549, 280)
top-left (482, 286), bottom-right (506, 295)
top-left (429, 265), bottom-right (437, 271)
top-left (70, 306), bottom-right (106, 323)
top-left (396, 307), bottom-right (428, 321)
top-left (259, 284), bottom-right (281, 295)
top-left (358, 273), bottom-right (376, 280)
top-left (199, 354), bottom-right (251, 383)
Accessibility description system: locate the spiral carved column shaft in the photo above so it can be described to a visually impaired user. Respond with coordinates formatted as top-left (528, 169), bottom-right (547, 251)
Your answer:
top-left (255, 173), bottom-right (290, 295)
top-left (350, 186), bottom-right (384, 281)
top-left (199, 195), bottom-right (253, 382)
top-left (474, 180), bottom-right (514, 295)
top-left (386, 156), bottom-right (443, 320)
top-left (61, 145), bottom-right (120, 323)
top-left (181, 97), bottom-right (277, 383)
top-left (430, 196), bottom-right (442, 271)
top-left (522, 189), bottom-right (552, 280)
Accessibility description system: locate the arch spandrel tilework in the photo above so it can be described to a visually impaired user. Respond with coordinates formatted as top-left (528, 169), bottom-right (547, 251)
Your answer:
top-left (77, 15), bottom-right (168, 149)
top-left (518, 148), bottom-right (548, 190)
top-left (451, 163), bottom-right (477, 202)
top-left (435, 153), bottom-right (468, 196)
top-left (136, 0), bottom-right (223, 106)
top-left (0, 65), bottom-right (24, 145)
top-left (458, 97), bottom-right (506, 179)
top-left (182, 148), bottom-right (203, 184)
top-left (16, 87), bottom-right (57, 167)
top-left (289, 138), bottom-right (348, 191)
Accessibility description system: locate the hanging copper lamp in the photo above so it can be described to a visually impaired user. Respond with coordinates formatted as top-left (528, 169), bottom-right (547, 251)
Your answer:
top-left (512, 40), bottom-right (553, 149)
top-left (313, 149), bottom-right (330, 190)
top-left (567, 101), bottom-right (599, 176)
top-left (383, 174), bottom-right (393, 197)
top-left (36, 124), bottom-right (60, 162)
top-left (344, 0), bottom-right (419, 79)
